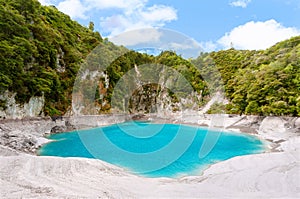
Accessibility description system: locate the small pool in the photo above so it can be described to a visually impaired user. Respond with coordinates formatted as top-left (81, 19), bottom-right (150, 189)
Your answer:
top-left (39, 122), bottom-right (266, 178)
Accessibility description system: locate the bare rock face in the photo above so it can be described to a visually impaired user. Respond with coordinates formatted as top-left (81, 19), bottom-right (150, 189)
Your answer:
top-left (294, 118), bottom-right (300, 130)
top-left (0, 91), bottom-right (45, 119)
top-left (259, 117), bottom-right (286, 134)
top-left (50, 126), bottom-right (67, 134)
top-left (0, 132), bottom-right (38, 154)
top-left (0, 145), bottom-right (19, 156)
top-left (258, 116), bottom-right (300, 142)
top-left (0, 118), bottom-right (56, 154)
top-left (50, 121), bottom-right (76, 134)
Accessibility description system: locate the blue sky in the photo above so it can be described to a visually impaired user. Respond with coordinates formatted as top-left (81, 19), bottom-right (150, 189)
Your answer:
top-left (39, 0), bottom-right (300, 52)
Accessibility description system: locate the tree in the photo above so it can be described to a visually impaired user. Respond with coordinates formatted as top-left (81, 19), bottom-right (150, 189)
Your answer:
top-left (89, 21), bottom-right (94, 31)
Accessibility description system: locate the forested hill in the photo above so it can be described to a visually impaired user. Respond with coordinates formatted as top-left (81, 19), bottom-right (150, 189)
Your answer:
top-left (0, 0), bottom-right (299, 117)
top-left (194, 36), bottom-right (300, 116)
top-left (0, 0), bottom-right (102, 115)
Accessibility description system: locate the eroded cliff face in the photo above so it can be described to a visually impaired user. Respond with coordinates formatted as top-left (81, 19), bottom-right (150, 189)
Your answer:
top-left (0, 91), bottom-right (45, 119)
top-left (128, 84), bottom-right (202, 115)
top-left (73, 64), bottom-right (204, 116)
top-left (0, 64), bottom-right (206, 119)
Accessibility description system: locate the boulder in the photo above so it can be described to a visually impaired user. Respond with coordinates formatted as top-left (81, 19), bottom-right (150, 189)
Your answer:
top-left (294, 118), bottom-right (300, 128)
top-left (259, 117), bottom-right (286, 134)
top-left (50, 126), bottom-right (67, 134)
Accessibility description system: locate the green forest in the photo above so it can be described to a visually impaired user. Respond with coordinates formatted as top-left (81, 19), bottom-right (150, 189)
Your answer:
top-left (0, 0), bottom-right (102, 115)
top-left (194, 39), bottom-right (300, 116)
top-left (0, 0), bottom-right (299, 116)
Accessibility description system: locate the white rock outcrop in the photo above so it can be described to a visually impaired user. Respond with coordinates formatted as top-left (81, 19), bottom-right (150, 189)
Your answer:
top-left (258, 116), bottom-right (300, 142)
top-left (0, 91), bottom-right (44, 119)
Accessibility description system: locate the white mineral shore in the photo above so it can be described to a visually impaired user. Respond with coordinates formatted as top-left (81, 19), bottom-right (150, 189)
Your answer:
top-left (0, 115), bottom-right (299, 198)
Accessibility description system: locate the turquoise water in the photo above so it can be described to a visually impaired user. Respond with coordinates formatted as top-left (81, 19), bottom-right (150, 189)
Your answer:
top-left (39, 122), bottom-right (265, 178)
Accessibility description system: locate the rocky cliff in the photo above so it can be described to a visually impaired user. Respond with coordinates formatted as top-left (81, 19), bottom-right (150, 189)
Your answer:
top-left (0, 91), bottom-right (44, 119)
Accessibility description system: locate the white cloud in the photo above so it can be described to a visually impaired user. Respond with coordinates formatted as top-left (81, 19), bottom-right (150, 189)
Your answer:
top-left (169, 42), bottom-right (193, 51)
top-left (38, 0), bottom-right (56, 5)
top-left (85, 0), bottom-right (146, 11)
top-left (200, 41), bottom-right (218, 52)
top-left (218, 20), bottom-right (300, 50)
top-left (50, 0), bottom-right (177, 36)
top-left (169, 39), bottom-right (201, 51)
top-left (57, 0), bottom-right (87, 19)
top-left (110, 28), bottom-right (202, 58)
top-left (230, 0), bottom-right (251, 8)
top-left (140, 5), bottom-right (177, 23)
top-left (110, 28), bottom-right (162, 46)
top-left (100, 3), bottom-right (177, 37)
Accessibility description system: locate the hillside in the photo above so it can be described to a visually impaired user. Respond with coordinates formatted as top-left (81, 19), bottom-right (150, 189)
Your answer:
top-left (194, 36), bottom-right (300, 116)
top-left (72, 49), bottom-right (207, 114)
top-left (0, 0), bottom-right (299, 117)
top-left (0, 0), bottom-right (102, 115)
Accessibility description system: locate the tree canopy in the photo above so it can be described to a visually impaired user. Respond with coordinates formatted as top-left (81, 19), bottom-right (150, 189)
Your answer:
top-left (0, 0), bottom-right (102, 115)
top-left (197, 37), bottom-right (300, 116)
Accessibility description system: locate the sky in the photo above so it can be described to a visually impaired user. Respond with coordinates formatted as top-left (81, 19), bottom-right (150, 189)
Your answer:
top-left (38, 0), bottom-right (300, 53)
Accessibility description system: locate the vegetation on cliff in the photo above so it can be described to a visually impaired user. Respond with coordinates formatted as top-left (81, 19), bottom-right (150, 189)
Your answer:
top-left (194, 36), bottom-right (300, 116)
top-left (0, 0), bottom-right (102, 115)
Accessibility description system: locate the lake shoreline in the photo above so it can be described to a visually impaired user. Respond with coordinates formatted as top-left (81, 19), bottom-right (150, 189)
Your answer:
top-left (39, 119), bottom-right (268, 178)
top-left (0, 113), bottom-right (299, 198)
